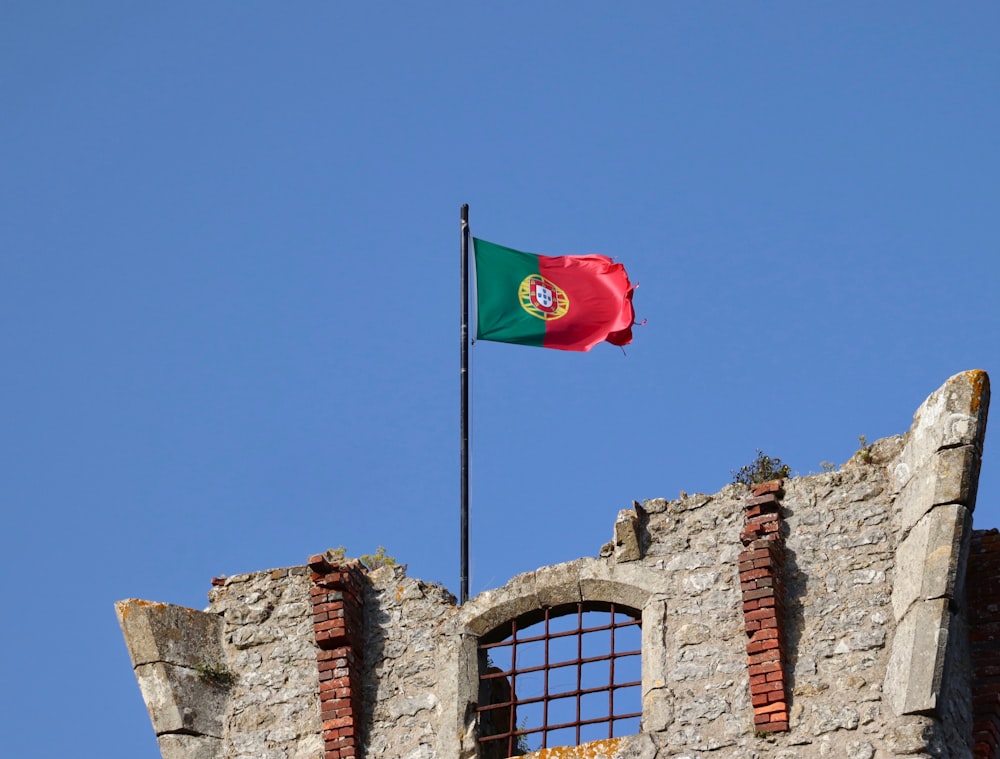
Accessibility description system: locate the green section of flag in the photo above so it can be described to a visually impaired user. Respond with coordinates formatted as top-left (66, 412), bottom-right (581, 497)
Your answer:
top-left (473, 238), bottom-right (545, 347)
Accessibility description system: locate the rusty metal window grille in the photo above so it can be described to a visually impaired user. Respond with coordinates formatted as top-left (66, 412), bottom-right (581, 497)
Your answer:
top-left (477, 602), bottom-right (642, 756)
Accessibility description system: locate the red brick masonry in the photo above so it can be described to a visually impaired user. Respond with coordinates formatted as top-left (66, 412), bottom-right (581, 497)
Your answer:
top-left (739, 480), bottom-right (789, 734)
top-left (308, 555), bottom-right (367, 759)
top-left (970, 529), bottom-right (1000, 759)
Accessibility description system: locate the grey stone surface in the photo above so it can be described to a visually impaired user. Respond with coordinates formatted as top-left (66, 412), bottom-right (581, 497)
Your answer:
top-left (614, 732), bottom-right (658, 759)
top-left (883, 717), bottom-right (935, 754)
top-left (534, 559), bottom-right (585, 607)
top-left (641, 597), bottom-right (671, 730)
top-left (575, 559), bottom-right (664, 612)
top-left (896, 445), bottom-right (979, 531)
top-left (116, 599), bottom-right (224, 669)
top-left (206, 566), bottom-right (322, 759)
top-left (117, 598), bottom-right (229, 742)
top-left (879, 371), bottom-right (987, 733)
top-left (362, 567), bottom-right (459, 759)
top-left (157, 734), bottom-right (222, 759)
top-left (884, 599), bottom-right (951, 716)
top-left (937, 599), bottom-right (974, 758)
top-left (891, 503), bottom-right (970, 621)
top-left (435, 629), bottom-right (478, 759)
top-left (890, 371), bottom-right (989, 541)
top-left (134, 661), bottom-right (228, 737)
top-left (891, 370), bottom-right (989, 494)
top-left (615, 508), bottom-right (643, 562)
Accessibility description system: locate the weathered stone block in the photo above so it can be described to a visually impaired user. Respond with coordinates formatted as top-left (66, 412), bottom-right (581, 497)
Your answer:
top-left (616, 732), bottom-right (658, 759)
top-left (883, 716), bottom-right (935, 754)
top-left (614, 509), bottom-right (642, 562)
top-left (534, 559), bottom-right (584, 608)
top-left (895, 445), bottom-right (978, 532)
top-left (577, 560), bottom-right (664, 613)
top-left (134, 661), bottom-right (228, 737)
top-left (884, 599), bottom-right (951, 716)
top-left (157, 733), bottom-right (222, 759)
top-left (891, 370), bottom-right (989, 494)
top-left (434, 631), bottom-right (479, 759)
top-left (116, 599), bottom-right (224, 669)
top-left (641, 596), bottom-right (669, 694)
top-left (891, 504), bottom-right (970, 622)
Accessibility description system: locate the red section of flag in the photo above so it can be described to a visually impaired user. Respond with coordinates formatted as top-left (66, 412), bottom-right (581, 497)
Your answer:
top-left (536, 255), bottom-right (636, 351)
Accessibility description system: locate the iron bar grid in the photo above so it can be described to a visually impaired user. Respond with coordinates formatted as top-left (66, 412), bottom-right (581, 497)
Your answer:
top-left (477, 602), bottom-right (641, 756)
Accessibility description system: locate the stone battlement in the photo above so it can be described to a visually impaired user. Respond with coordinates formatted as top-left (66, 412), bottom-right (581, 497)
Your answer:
top-left (118, 370), bottom-right (996, 759)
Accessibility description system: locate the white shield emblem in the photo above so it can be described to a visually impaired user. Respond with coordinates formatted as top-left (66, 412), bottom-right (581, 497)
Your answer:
top-left (534, 283), bottom-right (554, 310)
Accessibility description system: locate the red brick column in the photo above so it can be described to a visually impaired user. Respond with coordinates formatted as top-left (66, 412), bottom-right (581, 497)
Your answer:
top-left (308, 555), bottom-right (367, 759)
top-left (738, 480), bottom-right (789, 734)
top-left (969, 529), bottom-right (1000, 759)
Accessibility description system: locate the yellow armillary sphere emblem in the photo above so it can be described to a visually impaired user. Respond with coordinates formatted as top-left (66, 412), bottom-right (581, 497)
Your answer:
top-left (518, 274), bottom-right (570, 321)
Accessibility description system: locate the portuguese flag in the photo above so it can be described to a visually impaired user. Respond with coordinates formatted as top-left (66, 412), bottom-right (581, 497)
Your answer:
top-left (473, 237), bottom-right (637, 352)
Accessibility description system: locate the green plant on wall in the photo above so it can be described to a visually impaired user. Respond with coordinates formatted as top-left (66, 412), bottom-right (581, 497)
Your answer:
top-left (732, 450), bottom-right (791, 486)
top-left (854, 434), bottom-right (873, 464)
top-left (195, 661), bottom-right (235, 686)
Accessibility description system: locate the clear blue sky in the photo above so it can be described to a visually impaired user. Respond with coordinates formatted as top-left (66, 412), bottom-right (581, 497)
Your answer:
top-left (3, 3), bottom-right (998, 756)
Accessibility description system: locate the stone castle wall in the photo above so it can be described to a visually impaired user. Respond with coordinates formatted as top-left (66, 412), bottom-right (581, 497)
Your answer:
top-left (118, 370), bottom-right (996, 759)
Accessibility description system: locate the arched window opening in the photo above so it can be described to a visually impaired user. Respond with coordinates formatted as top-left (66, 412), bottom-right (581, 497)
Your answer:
top-left (477, 601), bottom-right (642, 757)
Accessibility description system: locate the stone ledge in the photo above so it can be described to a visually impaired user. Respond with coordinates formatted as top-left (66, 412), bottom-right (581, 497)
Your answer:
top-left (134, 661), bottom-right (228, 738)
top-left (116, 598), bottom-right (229, 744)
top-left (116, 599), bottom-right (224, 669)
top-left (157, 733), bottom-right (222, 759)
top-left (521, 733), bottom-right (656, 759)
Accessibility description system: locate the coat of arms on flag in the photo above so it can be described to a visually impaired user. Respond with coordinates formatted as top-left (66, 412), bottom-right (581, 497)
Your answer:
top-left (519, 274), bottom-right (570, 321)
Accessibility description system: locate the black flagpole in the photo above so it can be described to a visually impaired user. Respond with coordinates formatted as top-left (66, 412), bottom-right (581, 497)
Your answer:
top-left (460, 203), bottom-right (470, 604)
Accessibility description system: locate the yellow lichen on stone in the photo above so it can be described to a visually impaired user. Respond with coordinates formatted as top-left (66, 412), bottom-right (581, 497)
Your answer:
top-left (965, 369), bottom-right (989, 414)
top-left (116, 598), bottom-right (167, 619)
top-left (521, 737), bottom-right (626, 759)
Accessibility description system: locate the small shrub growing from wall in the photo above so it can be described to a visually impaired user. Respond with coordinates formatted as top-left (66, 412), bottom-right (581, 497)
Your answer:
top-left (195, 661), bottom-right (236, 686)
top-left (732, 450), bottom-right (791, 486)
